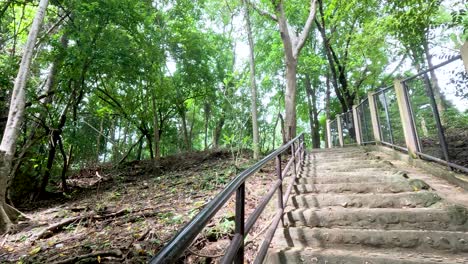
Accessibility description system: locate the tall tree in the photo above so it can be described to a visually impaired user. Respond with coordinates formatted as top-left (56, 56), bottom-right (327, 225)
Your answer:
top-left (242, 0), bottom-right (260, 159)
top-left (0, 0), bottom-right (49, 233)
top-left (249, 0), bottom-right (317, 140)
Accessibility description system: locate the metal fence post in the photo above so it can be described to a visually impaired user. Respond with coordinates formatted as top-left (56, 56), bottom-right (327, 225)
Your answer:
top-left (276, 155), bottom-right (284, 226)
top-left (393, 79), bottom-right (419, 158)
top-left (352, 105), bottom-right (362, 145)
top-left (234, 183), bottom-right (245, 264)
top-left (326, 119), bottom-right (332, 148)
top-left (368, 92), bottom-right (381, 143)
top-left (336, 115), bottom-right (344, 147)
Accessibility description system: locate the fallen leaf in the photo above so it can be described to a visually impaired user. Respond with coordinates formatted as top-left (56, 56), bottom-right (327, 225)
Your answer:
top-left (29, 246), bottom-right (41, 255)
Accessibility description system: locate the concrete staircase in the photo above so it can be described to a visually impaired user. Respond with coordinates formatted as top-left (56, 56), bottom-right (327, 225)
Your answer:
top-left (267, 147), bottom-right (468, 264)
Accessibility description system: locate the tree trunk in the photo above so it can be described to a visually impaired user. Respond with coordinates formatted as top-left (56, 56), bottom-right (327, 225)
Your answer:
top-left (96, 117), bottom-right (103, 162)
top-left (203, 102), bottom-right (210, 150)
top-left (145, 133), bottom-right (154, 160)
top-left (284, 62), bottom-right (297, 141)
top-left (305, 74), bottom-right (320, 148)
top-left (242, 0), bottom-right (260, 159)
top-left (251, 0), bottom-right (316, 141)
top-left (213, 116), bottom-right (224, 149)
top-left (0, 0), bottom-right (49, 233)
top-left (151, 94), bottom-right (160, 160)
top-left (324, 73), bottom-right (331, 148)
top-left (180, 109), bottom-right (190, 151)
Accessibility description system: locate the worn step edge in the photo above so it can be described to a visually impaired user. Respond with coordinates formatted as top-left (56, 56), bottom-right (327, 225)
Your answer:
top-left (265, 246), bottom-right (468, 264)
top-left (296, 176), bottom-right (404, 184)
top-left (272, 227), bottom-right (468, 252)
top-left (284, 207), bottom-right (468, 231)
top-left (293, 182), bottom-right (413, 194)
top-left (290, 192), bottom-right (442, 209)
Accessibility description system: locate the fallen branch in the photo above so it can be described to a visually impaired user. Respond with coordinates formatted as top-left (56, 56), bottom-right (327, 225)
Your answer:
top-left (187, 247), bottom-right (224, 259)
top-left (51, 249), bottom-right (122, 264)
top-left (34, 214), bottom-right (91, 240)
top-left (34, 208), bottom-right (131, 240)
top-left (1, 234), bottom-right (9, 247)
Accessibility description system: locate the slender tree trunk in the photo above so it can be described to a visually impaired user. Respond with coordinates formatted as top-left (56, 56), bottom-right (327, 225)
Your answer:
top-left (203, 102), bottom-right (210, 150)
top-left (0, 0), bottom-right (48, 233)
top-left (324, 73), bottom-right (331, 148)
top-left (58, 138), bottom-right (70, 193)
top-left (151, 94), bottom-right (160, 160)
top-left (145, 132), bottom-right (154, 160)
top-left (180, 109), bottom-right (190, 151)
top-left (96, 117), bottom-right (103, 162)
top-left (305, 75), bottom-right (320, 148)
top-left (242, 0), bottom-right (260, 159)
top-left (249, 0), bottom-right (316, 141)
top-left (213, 116), bottom-right (224, 149)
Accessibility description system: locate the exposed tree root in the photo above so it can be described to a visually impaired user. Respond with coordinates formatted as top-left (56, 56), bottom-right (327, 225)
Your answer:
top-left (34, 208), bottom-right (149, 240)
top-left (50, 249), bottom-right (122, 264)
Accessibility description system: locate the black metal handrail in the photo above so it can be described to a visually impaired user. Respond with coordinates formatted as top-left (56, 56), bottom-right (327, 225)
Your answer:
top-left (401, 55), bottom-right (461, 83)
top-left (150, 133), bottom-right (306, 263)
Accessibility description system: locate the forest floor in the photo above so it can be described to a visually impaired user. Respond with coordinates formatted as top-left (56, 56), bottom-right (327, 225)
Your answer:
top-left (1, 149), bottom-right (280, 263)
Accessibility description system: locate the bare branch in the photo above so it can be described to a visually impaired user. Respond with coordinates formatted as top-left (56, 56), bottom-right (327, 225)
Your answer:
top-left (245, 0), bottom-right (277, 22)
top-left (293, 0), bottom-right (317, 58)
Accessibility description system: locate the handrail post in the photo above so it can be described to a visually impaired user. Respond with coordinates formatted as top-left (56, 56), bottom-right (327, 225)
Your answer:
top-left (234, 183), bottom-right (245, 264)
top-left (352, 105), bottom-right (362, 145)
top-left (291, 142), bottom-right (297, 176)
top-left (326, 119), bottom-right (332, 148)
top-left (276, 155), bottom-right (284, 227)
top-left (368, 92), bottom-right (381, 143)
top-left (336, 114), bottom-right (344, 147)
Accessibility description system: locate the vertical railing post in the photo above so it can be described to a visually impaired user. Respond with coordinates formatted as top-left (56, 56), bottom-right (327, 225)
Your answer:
top-left (352, 105), bottom-right (362, 145)
top-left (234, 183), bottom-right (245, 264)
top-left (381, 91), bottom-right (394, 145)
top-left (326, 119), bottom-right (332, 148)
top-left (422, 74), bottom-right (449, 162)
top-left (291, 142), bottom-right (297, 177)
top-left (336, 114), bottom-right (344, 147)
top-left (276, 155), bottom-right (284, 226)
top-left (394, 79), bottom-right (420, 158)
top-left (368, 92), bottom-right (381, 143)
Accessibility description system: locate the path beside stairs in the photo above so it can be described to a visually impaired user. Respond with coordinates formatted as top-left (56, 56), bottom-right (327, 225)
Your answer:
top-left (267, 147), bottom-right (468, 264)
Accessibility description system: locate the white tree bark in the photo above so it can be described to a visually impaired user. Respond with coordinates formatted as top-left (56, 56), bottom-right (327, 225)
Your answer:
top-left (250, 0), bottom-right (317, 140)
top-left (0, 0), bottom-right (49, 233)
top-left (242, 0), bottom-right (260, 159)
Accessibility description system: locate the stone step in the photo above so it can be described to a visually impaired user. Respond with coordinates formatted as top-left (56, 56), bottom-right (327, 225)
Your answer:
top-left (322, 167), bottom-right (395, 173)
top-left (272, 227), bottom-right (468, 253)
top-left (308, 155), bottom-right (371, 161)
top-left (284, 207), bottom-right (468, 231)
top-left (296, 175), bottom-right (404, 184)
top-left (298, 170), bottom-right (398, 178)
top-left (266, 247), bottom-right (468, 264)
top-left (291, 192), bottom-right (442, 209)
top-left (304, 164), bottom-right (393, 172)
top-left (293, 182), bottom-right (413, 194)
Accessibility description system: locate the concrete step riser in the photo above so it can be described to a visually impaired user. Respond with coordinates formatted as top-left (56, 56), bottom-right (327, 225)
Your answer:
top-left (273, 227), bottom-right (468, 253)
top-left (266, 248), bottom-right (468, 264)
top-left (303, 164), bottom-right (392, 171)
top-left (296, 176), bottom-right (403, 184)
top-left (291, 192), bottom-right (441, 209)
top-left (285, 208), bottom-right (468, 231)
top-left (294, 183), bottom-right (413, 194)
